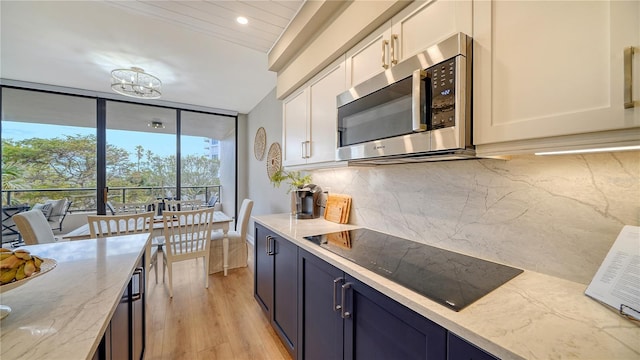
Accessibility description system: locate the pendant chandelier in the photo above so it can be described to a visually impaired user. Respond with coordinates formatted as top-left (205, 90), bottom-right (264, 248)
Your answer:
top-left (111, 67), bottom-right (162, 99)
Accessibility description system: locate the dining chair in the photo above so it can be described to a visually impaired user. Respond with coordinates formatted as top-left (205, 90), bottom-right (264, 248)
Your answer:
top-left (164, 199), bottom-right (205, 212)
top-left (211, 199), bottom-right (253, 271)
top-left (108, 202), bottom-right (155, 215)
top-left (162, 207), bottom-right (215, 297)
top-left (87, 211), bottom-right (160, 283)
top-left (13, 209), bottom-right (58, 245)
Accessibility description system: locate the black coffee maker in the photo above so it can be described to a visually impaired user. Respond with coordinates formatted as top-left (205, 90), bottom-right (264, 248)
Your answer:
top-left (295, 184), bottom-right (322, 219)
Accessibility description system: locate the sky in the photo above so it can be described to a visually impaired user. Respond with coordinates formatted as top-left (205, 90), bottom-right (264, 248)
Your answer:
top-left (2, 121), bottom-right (209, 158)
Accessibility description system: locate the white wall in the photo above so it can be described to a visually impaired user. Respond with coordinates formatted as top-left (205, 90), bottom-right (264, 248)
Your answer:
top-left (246, 88), bottom-right (640, 284)
top-left (246, 87), bottom-right (291, 244)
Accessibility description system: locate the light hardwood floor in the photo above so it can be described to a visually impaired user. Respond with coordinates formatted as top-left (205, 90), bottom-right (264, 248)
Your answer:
top-left (144, 244), bottom-right (292, 360)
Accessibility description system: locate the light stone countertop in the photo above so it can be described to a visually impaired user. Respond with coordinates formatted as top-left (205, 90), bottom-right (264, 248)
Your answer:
top-left (254, 213), bottom-right (640, 360)
top-left (0, 234), bottom-right (148, 360)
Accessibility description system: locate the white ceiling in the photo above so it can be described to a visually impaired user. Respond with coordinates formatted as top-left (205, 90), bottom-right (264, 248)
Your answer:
top-left (0, 0), bottom-right (304, 114)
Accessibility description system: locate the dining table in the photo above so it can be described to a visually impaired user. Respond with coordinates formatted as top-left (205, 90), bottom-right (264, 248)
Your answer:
top-left (63, 211), bottom-right (236, 275)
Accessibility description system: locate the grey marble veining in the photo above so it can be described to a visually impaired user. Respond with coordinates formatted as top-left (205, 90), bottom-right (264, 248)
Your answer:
top-left (311, 152), bottom-right (640, 284)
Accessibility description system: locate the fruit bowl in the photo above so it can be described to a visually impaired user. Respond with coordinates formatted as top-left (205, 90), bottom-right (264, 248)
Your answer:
top-left (0, 258), bottom-right (57, 319)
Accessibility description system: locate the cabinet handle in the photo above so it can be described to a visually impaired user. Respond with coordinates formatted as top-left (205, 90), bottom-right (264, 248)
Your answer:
top-left (341, 282), bottom-right (352, 319)
top-left (412, 69), bottom-right (427, 132)
top-left (391, 34), bottom-right (399, 65)
top-left (131, 267), bottom-right (144, 302)
top-left (333, 277), bottom-right (344, 311)
top-left (624, 46), bottom-right (635, 109)
top-left (300, 141), bottom-right (306, 159)
top-left (381, 39), bottom-right (389, 69)
top-left (266, 235), bottom-right (273, 255)
top-left (305, 141), bottom-right (311, 159)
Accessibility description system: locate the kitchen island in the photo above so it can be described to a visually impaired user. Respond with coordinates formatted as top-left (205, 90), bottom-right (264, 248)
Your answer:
top-left (0, 234), bottom-right (148, 360)
top-left (254, 213), bottom-right (640, 359)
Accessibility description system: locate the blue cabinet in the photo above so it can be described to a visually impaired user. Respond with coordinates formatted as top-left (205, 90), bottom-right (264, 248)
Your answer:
top-left (448, 333), bottom-right (498, 360)
top-left (297, 248), bottom-right (345, 360)
top-left (254, 224), bottom-right (298, 358)
top-left (94, 259), bottom-right (146, 360)
top-left (298, 248), bottom-right (447, 360)
top-left (258, 224), bottom-right (499, 360)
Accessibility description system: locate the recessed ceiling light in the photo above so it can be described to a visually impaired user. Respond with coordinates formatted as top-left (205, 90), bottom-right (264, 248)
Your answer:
top-left (237, 16), bottom-right (248, 25)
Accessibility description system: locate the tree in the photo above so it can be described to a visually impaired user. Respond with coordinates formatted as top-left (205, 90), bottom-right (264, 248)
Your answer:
top-left (2, 134), bottom-right (222, 208)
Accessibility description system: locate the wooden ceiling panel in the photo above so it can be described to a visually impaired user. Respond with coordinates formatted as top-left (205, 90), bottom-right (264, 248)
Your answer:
top-left (105, 0), bottom-right (303, 53)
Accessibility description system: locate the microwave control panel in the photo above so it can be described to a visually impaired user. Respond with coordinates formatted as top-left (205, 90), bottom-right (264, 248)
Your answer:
top-left (427, 57), bottom-right (457, 129)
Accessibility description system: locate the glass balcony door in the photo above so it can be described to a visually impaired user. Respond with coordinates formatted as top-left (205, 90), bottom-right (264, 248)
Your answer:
top-left (105, 101), bottom-right (177, 213)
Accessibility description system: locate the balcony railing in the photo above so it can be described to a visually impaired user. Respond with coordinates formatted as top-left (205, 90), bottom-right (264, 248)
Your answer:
top-left (2, 185), bottom-right (221, 212)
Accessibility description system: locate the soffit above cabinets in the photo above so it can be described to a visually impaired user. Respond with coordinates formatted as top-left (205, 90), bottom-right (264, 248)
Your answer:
top-left (271, 0), bottom-right (411, 100)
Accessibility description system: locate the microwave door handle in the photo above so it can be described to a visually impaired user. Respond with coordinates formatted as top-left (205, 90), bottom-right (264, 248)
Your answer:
top-left (412, 69), bottom-right (427, 132)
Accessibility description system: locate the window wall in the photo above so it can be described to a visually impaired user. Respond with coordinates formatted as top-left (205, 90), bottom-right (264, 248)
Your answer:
top-left (105, 101), bottom-right (177, 206)
top-left (181, 110), bottom-right (236, 212)
top-left (1, 88), bottom-right (97, 210)
top-left (1, 85), bottom-right (237, 228)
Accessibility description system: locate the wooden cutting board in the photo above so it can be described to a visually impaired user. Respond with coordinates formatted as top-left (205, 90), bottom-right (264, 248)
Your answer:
top-left (324, 194), bottom-right (351, 224)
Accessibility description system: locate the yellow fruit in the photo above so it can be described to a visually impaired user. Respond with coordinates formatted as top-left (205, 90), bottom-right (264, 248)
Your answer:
top-left (24, 260), bottom-right (36, 277)
top-left (33, 256), bottom-right (43, 269)
top-left (13, 250), bottom-right (32, 261)
top-left (0, 248), bottom-right (12, 253)
top-left (15, 263), bottom-right (26, 281)
top-left (0, 255), bottom-right (21, 269)
top-left (0, 267), bottom-right (17, 284)
top-left (0, 253), bottom-right (13, 261)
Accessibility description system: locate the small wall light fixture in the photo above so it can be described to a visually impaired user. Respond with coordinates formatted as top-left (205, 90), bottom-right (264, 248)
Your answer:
top-left (148, 121), bottom-right (165, 129)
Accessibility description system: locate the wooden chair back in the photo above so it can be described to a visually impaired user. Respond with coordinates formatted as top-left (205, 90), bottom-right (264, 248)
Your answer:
top-left (87, 211), bottom-right (154, 238)
top-left (162, 208), bottom-right (214, 260)
top-left (161, 207), bottom-right (214, 297)
top-left (164, 199), bottom-right (206, 212)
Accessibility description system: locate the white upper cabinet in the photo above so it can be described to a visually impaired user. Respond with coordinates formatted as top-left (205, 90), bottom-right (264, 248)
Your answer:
top-left (283, 58), bottom-right (346, 168)
top-left (345, 0), bottom-right (472, 88)
top-left (474, 0), bottom-right (640, 151)
top-left (283, 89), bottom-right (308, 167)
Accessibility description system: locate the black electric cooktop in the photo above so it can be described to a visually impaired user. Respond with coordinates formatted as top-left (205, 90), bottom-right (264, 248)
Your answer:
top-left (304, 228), bottom-right (523, 312)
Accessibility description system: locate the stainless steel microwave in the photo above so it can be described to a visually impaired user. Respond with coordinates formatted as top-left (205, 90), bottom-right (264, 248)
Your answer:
top-left (336, 33), bottom-right (474, 164)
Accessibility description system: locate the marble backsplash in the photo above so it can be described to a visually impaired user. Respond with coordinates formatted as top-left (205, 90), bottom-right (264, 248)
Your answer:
top-left (309, 151), bottom-right (639, 284)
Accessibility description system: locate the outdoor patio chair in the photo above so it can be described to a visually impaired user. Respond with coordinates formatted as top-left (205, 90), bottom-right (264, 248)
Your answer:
top-left (46, 199), bottom-right (72, 232)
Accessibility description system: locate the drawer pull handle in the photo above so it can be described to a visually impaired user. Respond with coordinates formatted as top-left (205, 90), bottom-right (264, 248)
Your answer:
top-left (341, 282), bottom-right (352, 319)
top-left (333, 277), bottom-right (344, 311)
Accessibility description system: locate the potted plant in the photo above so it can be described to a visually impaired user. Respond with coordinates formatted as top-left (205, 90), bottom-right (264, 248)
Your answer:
top-left (270, 169), bottom-right (312, 214)
top-left (269, 169), bottom-right (312, 194)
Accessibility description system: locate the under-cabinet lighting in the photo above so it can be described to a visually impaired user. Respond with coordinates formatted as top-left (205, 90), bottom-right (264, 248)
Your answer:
top-left (236, 16), bottom-right (248, 25)
top-left (535, 145), bottom-right (640, 156)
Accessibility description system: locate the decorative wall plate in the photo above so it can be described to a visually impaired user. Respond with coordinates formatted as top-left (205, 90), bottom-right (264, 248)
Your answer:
top-left (254, 127), bottom-right (266, 161)
top-left (266, 142), bottom-right (282, 179)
